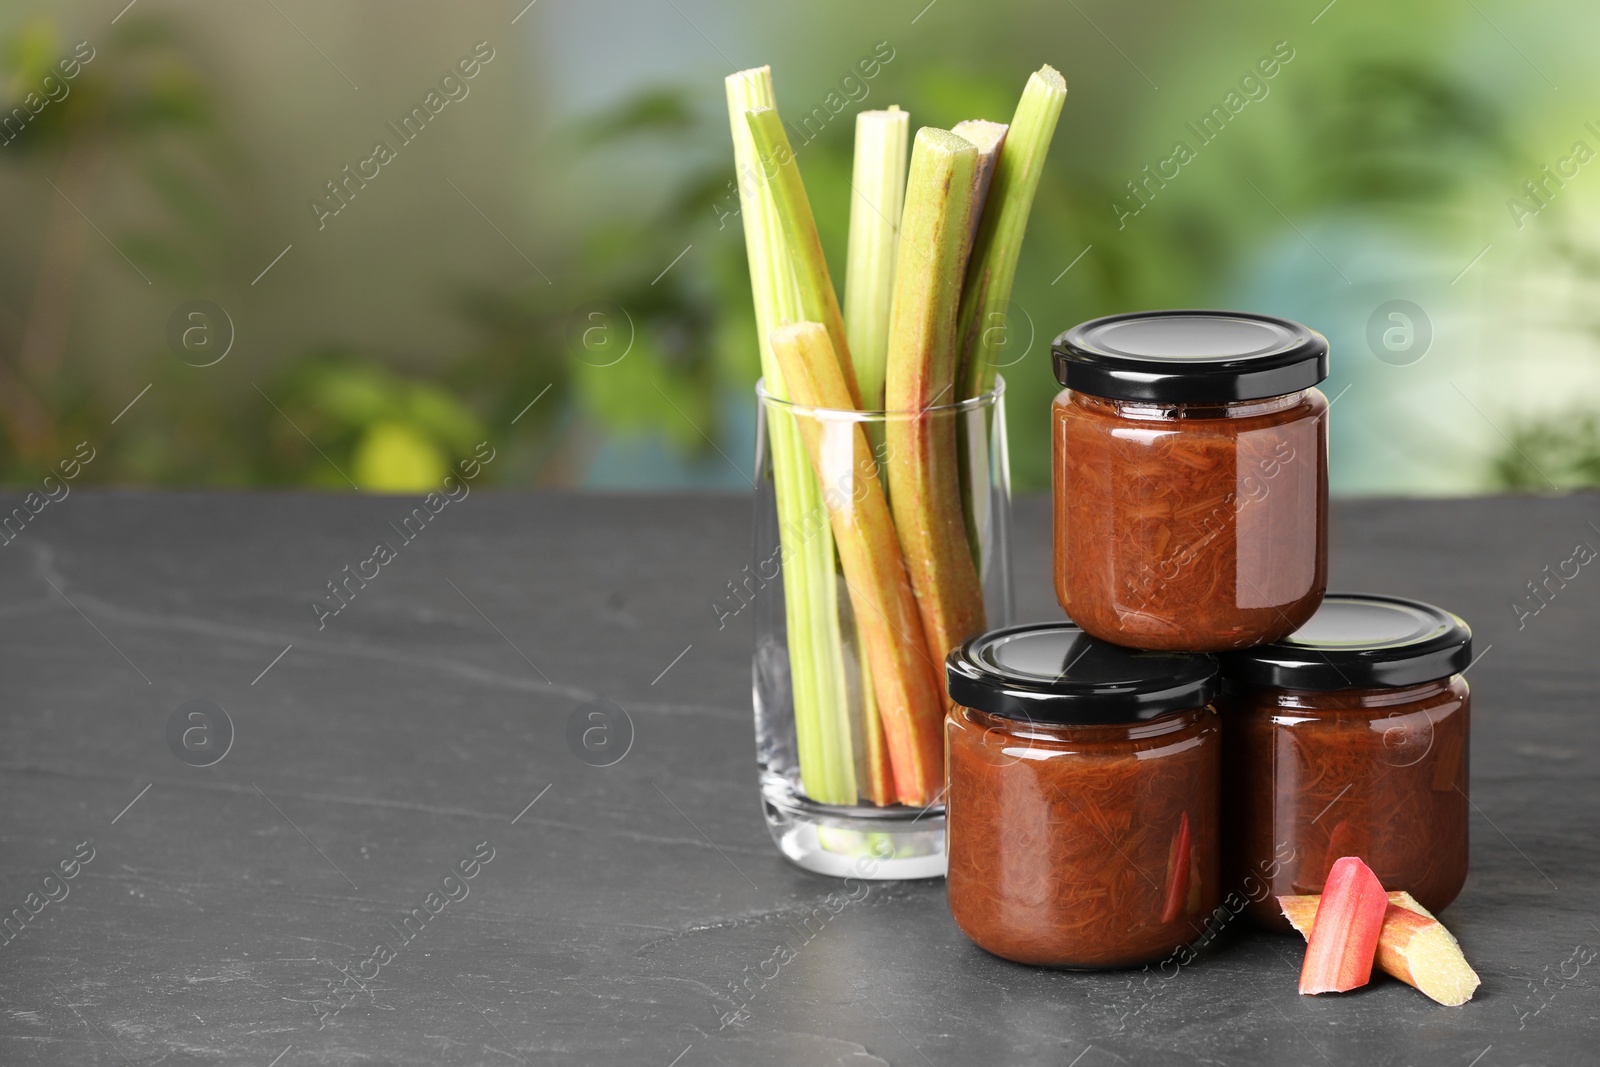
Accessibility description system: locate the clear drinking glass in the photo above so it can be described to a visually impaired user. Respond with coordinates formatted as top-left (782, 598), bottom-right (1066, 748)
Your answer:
top-left (750, 377), bottom-right (1012, 879)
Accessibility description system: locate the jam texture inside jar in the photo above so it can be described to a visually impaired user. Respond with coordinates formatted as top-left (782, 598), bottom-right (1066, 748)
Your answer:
top-left (1052, 311), bottom-right (1330, 652)
top-left (1219, 595), bottom-right (1473, 931)
top-left (945, 624), bottom-right (1221, 969)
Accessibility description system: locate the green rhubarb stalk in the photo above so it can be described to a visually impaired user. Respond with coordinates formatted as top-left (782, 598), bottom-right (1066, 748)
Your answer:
top-left (844, 107), bottom-right (910, 413)
top-left (727, 67), bottom-right (857, 805)
top-left (884, 127), bottom-right (988, 670)
top-left (746, 107), bottom-right (862, 406)
top-left (842, 106), bottom-right (909, 803)
top-left (955, 65), bottom-right (1067, 400)
top-left (948, 117), bottom-right (1008, 583)
top-left (770, 322), bottom-right (946, 806)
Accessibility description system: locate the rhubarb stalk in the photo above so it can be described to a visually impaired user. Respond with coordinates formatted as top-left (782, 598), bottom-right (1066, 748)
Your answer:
top-left (844, 107), bottom-right (910, 413)
top-left (1297, 856), bottom-right (1389, 995)
top-left (884, 127), bottom-right (987, 669)
top-left (950, 119), bottom-right (1008, 267)
top-left (727, 67), bottom-right (857, 804)
top-left (746, 107), bottom-right (862, 405)
top-left (951, 71), bottom-right (1062, 578)
top-left (954, 66), bottom-right (1067, 400)
top-left (1280, 891), bottom-right (1481, 1006)
top-left (770, 321), bottom-right (948, 805)
top-left (852, 644), bottom-right (897, 807)
top-left (842, 106), bottom-right (910, 803)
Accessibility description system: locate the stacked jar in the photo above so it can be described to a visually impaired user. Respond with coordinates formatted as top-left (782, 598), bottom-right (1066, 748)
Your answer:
top-left (943, 310), bottom-right (1473, 968)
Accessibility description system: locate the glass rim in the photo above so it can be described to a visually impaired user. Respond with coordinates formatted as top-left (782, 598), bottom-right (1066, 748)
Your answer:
top-left (755, 375), bottom-right (1005, 421)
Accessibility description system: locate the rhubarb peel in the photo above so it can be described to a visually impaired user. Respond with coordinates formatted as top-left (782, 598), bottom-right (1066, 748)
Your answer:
top-left (1280, 890), bottom-right (1480, 1006)
top-left (1297, 856), bottom-right (1388, 995)
top-left (1159, 811), bottom-right (1191, 924)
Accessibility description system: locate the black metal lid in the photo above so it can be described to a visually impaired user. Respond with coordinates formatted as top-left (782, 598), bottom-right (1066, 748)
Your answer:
top-left (1222, 594), bottom-right (1472, 691)
top-left (1052, 309), bottom-right (1329, 403)
top-left (946, 622), bottom-right (1219, 726)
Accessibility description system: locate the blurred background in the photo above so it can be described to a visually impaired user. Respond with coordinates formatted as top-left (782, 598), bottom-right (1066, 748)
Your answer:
top-left (2, 0), bottom-right (1596, 495)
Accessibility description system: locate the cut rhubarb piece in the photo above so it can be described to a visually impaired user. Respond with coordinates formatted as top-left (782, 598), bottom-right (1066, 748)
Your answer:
top-left (1185, 842), bottom-right (1204, 916)
top-left (1375, 902), bottom-right (1481, 1007)
top-left (769, 321), bottom-right (948, 806)
top-left (1159, 811), bottom-right (1191, 924)
top-left (1297, 856), bottom-right (1388, 994)
top-left (1279, 890), bottom-right (1480, 1006)
top-left (884, 127), bottom-right (987, 671)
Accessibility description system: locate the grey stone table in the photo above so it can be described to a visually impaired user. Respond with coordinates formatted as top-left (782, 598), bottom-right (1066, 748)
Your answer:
top-left (1, 491), bottom-right (1597, 1066)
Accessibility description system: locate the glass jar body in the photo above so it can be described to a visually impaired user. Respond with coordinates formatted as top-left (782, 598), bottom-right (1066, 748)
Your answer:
top-left (945, 705), bottom-right (1221, 968)
top-left (1052, 388), bottom-right (1328, 651)
top-left (1221, 676), bottom-right (1470, 931)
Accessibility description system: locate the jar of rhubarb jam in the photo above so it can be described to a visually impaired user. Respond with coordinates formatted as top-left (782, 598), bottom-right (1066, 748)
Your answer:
top-left (1052, 310), bottom-right (1329, 651)
top-left (945, 623), bottom-right (1221, 969)
top-left (1219, 594), bottom-right (1472, 931)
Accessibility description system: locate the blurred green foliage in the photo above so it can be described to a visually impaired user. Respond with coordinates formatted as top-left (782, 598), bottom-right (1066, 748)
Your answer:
top-left (3, 3), bottom-right (1598, 492)
top-left (0, 14), bottom-right (500, 491)
top-left (1495, 416), bottom-right (1600, 490)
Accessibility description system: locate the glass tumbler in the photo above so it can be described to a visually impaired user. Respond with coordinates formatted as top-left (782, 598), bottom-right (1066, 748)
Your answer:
top-left (748, 377), bottom-right (1012, 879)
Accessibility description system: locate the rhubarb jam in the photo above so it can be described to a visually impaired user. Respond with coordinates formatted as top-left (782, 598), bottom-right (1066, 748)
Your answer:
top-left (1052, 311), bottom-right (1329, 651)
top-left (945, 623), bottom-right (1221, 968)
top-left (1219, 595), bottom-right (1472, 931)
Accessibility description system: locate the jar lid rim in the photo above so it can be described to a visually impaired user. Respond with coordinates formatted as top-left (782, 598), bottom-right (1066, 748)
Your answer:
top-left (1053, 309), bottom-right (1329, 403)
top-left (946, 622), bottom-right (1219, 725)
top-left (1220, 593), bottom-right (1472, 690)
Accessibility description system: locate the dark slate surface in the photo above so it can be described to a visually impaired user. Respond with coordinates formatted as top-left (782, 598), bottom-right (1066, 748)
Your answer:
top-left (0, 490), bottom-right (1596, 1066)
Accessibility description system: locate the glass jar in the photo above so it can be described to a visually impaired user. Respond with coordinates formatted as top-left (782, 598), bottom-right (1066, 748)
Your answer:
top-left (1052, 310), bottom-right (1329, 651)
top-left (752, 378), bottom-right (1013, 880)
top-left (1219, 594), bottom-right (1472, 931)
top-left (944, 623), bottom-right (1221, 968)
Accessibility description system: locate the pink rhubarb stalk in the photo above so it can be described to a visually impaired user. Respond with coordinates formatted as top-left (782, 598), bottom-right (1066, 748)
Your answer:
top-left (1298, 856), bottom-right (1388, 995)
